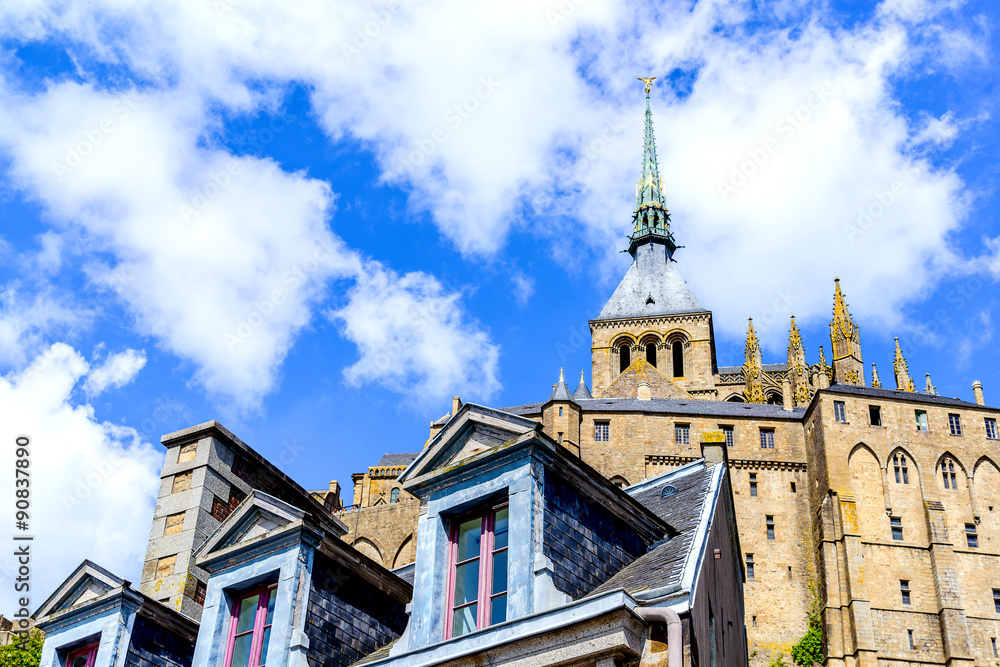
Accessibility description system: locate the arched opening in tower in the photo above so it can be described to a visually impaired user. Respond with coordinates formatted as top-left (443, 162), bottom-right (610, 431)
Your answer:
top-left (672, 341), bottom-right (684, 377)
top-left (619, 345), bottom-right (631, 374)
top-left (645, 343), bottom-right (656, 367)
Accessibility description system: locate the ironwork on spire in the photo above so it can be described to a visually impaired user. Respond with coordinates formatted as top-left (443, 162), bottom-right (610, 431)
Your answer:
top-left (628, 77), bottom-right (675, 257)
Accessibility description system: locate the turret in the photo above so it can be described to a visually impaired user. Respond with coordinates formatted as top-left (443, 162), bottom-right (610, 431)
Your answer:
top-left (829, 278), bottom-right (864, 386)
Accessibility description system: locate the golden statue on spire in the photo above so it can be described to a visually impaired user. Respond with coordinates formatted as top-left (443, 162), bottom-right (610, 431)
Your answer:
top-left (637, 76), bottom-right (657, 94)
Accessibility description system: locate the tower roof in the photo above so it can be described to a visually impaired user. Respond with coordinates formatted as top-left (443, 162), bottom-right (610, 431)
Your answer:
top-left (595, 242), bottom-right (703, 320)
top-left (628, 78), bottom-right (675, 257)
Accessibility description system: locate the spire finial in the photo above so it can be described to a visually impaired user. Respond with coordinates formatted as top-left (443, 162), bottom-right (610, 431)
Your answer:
top-left (559, 367), bottom-right (564, 382)
top-left (637, 76), bottom-right (657, 95)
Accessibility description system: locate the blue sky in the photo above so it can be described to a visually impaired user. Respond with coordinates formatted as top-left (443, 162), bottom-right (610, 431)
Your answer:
top-left (0, 0), bottom-right (997, 610)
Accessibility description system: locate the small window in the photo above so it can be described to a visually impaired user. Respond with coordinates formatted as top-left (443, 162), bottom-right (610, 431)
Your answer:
top-left (834, 401), bottom-right (847, 423)
top-left (646, 343), bottom-right (657, 367)
top-left (390, 488), bottom-right (401, 503)
top-left (766, 515), bottom-right (775, 540)
top-left (891, 517), bottom-right (903, 541)
top-left (558, 406), bottom-right (563, 416)
top-left (869, 405), bottom-right (882, 426)
top-left (790, 481), bottom-right (796, 493)
top-left (900, 580), bottom-right (910, 605)
top-left (942, 459), bottom-right (958, 490)
top-left (619, 345), bottom-right (631, 374)
top-left (948, 413), bottom-right (962, 435)
top-left (908, 629), bottom-right (915, 650)
top-left (893, 454), bottom-right (909, 484)
top-left (675, 424), bottom-right (690, 445)
top-left (750, 473), bottom-right (758, 497)
top-left (594, 422), bottom-right (610, 442)
top-left (759, 429), bottom-right (775, 449)
top-left (672, 341), bottom-right (684, 378)
top-left (746, 554), bottom-right (754, 580)
top-left (447, 505), bottom-right (509, 638)
top-left (994, 588), bottom-right (1000, 613)
top-left (66, 644), bottom-right (99, 667)
top-left (787, 566), bottom-right (792, 580)
top-left (752, 615), bottom-right (757, 627)
top-left (224, 583), bottom-right (277, 667)
top-left (557, 432), bottom-right (563, 444)
top-left (992, 637), bottom-right (998, 658)
top-left (966, 524), bottom-right (978, 548)
top-left (195, 579), bottom-right (207, 605)
top-left (721, 426), bottom-right (734, 447)
top-left (915, 410), bottom-right (928, 431)
top-left (987, 418), bottom-right (998, 440)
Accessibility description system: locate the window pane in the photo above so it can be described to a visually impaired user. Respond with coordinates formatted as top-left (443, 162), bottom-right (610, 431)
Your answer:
top-left (491, 550), bottom-right (508, 595)
top-left (493, 509), bottom-right (508, 550)
top-left (490, 594), bottom-right (507, 624)
top-left (456, 518), bottom-right (482, 561)
top-left (259, 626), bottom-right (271, 666)
top-left (453, 561), bottom-right (480, 606)
top-left (452, 604), bottom-right (477, 637)
top-left (71, 656), bottom-right (88, 667)
top-left (231, 633), bottom-right (254, 667)
top-left (265, 589), bottom-right (276, 625)
top-left (236, 594), bottom-right (260, 634)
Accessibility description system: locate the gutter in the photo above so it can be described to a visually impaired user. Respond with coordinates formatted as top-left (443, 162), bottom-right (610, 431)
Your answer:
top-left (634, 606), bottom-right (683, 667)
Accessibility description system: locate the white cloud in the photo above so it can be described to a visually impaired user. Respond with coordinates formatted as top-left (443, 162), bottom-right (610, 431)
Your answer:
top-left (0, 285), bottom-right (87, 367)
top-left (330, 262), bottom-right (501, 404)
top-left (84, 348), bottom-right (147, 396)
top-left (510, 270), bottom-right (535, 307)
top-left (0, 343), bottom-right (162, 612)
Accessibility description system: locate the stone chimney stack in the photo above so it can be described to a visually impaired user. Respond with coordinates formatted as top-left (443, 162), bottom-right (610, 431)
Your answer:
top-left (973, 381), bottom-right (985, 406)
top-left (700, 431), bottom-right (728, 466)
top-left (782, 377), bottom-right (793, 411)
top-left (452, 396), bottom-right (463, 416)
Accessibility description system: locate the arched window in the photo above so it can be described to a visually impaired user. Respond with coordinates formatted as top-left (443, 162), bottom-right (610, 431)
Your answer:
top-left (726, 394), bottom-right (745, 403)
top-left (672, 341), bottom-right (684, 377)
top-left (646, 343), bottom-right (657, 367)
top-left (942, 459), bottom-right (957, 489)
top-left (609, 475), bottom-right (629, 489)
top-left (893, 454), bottom-right (909, 484)
top-left (766, 392), bottom-right (782, 405)
top-left (619, 344), bottom-right (631, 374)
top-left (390, 487), bottom-right (400, 503)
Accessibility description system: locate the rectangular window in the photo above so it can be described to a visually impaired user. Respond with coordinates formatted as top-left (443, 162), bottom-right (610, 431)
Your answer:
top-left (891, 517), bottom-right (903, 541)
top-left (447, 505), bottom-right (509, 639)
top-left (766, 515), bottom-right (775, 540)
top-left (908, 629), bottom-right (915, 650)
top-left (675, 424), bottom-right (690, 445)
top-left (787, 566), bottom-right (792, 580)
top-left (915, 410), bottom-right (928, 431)
top-left (66, 644), bottom-right (99, 667)
top-left (987, 418), bottom-right (999, 440)
top-left (746, 554), bottom-right (754, 580)
top-left (721, 426), bottom-right (734, 447)
top-left (966, 524), bottom-right (978, 548)
top-left (752, 615), bottom-right (757, 628)
top-left (949, 413), bottom-right (962, 436)
top-left (750, 473), bottom-right (758, 497)
top-left (869, 405), bottom-right (882, 426)
top-left (993, 589), bottom-right (1000, 613)
top-left (900, 580), bottom-right (910, 605)
top-left (594, 422), bottom-right (610, 442)
top-left (760, 429), bottom-right (775, 449)
top-left (834, 401), bottom-right (847, 423)
top-left (893, 454), bottom-right (909, 484)
top-left (993, 637), bottom-right (998, 658)
top-left (224, 583), bottom-right (277, 667)
top-left (558, 407), bottom-right (562, 416)
top-left (790, 481), bottom-right (796, 493)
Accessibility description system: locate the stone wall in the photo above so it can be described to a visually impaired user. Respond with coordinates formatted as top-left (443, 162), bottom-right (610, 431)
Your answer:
top-left (340, 500), bottom-right (419, 570)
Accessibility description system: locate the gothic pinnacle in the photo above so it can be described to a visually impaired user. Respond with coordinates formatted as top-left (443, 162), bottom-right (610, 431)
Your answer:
top-left (871, 363), bottom-right (882, 388)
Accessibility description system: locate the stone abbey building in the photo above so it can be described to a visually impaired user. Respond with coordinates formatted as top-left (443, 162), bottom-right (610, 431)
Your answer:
top-left (340, 84), bottom-right (1000, 666)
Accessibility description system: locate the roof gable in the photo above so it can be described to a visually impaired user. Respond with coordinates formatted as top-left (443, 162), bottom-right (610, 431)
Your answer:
top-left (35, 561), bottom-right (125, 619)
top-left (196, 490), bottom-right (307, 560)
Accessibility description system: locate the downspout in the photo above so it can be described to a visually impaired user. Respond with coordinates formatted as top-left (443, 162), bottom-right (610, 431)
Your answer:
top-left (635, 606), bottom-right (683, 667)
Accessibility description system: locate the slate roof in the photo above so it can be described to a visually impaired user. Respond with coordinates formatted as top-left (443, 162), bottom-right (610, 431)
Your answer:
top-left (375, 453), bottom-right (419, 468)
top-left (822, 383), bottom-right (991, 410)
top-left (596, 242), bottom-right (704, 320)
top-left (718, 363), bottom-right (788, 374)
top-left (549, 378), bottom-right (574, 402)
top-left (501, 397), bottom-right (804, 420)
top-left (573, 379), bottom-right (593, 400)
top-left (591, 463), bottom-right (716, 596)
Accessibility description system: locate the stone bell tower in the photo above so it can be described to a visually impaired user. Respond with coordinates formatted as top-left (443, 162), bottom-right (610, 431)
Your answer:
top-left (589, 78), bottom-right (717, 400)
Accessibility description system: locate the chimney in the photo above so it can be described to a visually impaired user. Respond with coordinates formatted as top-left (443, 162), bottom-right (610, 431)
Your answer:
top-left (326, 481), bottom-right (342, 511)
top-left (782, 377), bottom-right (793, 411)
top-left (701, 431), bottom-right (727, 466)
top-left (452, 396), bottom-right (463, 416)
top-left (973, 381), bottom-right (985, 406)
top-left (637, 381), bottom-right (651, 401)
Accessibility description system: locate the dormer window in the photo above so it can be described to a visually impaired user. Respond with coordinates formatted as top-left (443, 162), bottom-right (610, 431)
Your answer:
top-left (66, 644), bottom-right (99, 667)
top-left (447, 505), bottom-right (509, 639)
top-left (224, 584), bottom-right (277, 667)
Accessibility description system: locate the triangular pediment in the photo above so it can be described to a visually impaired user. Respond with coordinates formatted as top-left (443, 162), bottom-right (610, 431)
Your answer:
top-left (600, 359), bottom-right (692, 399)
top-left (197, 491), bottom-right (306, 560)
top-left (35, 561), bottom-right (125, 620)
top-left (399, 405), bottom-right (540, 484)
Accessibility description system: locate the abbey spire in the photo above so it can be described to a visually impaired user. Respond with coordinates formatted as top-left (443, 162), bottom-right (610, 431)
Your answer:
top-left (787, 316), bottom-right (811, 406)
top-left (829, 278), bottom-right (864, 386)
top-left (743, 318), bottom-right (766, 403)
top-left (628, 77), bottom-right (675, 257)
top-left (894, 337), bottom-right (915, 392)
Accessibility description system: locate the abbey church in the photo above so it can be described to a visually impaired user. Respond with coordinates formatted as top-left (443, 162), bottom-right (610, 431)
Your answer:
top-left (31, 84), bottom-right (1000, 667)
top-left (342, 84), bottom-right (1000, 666)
